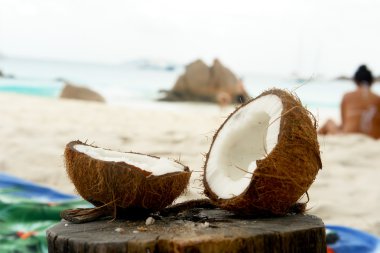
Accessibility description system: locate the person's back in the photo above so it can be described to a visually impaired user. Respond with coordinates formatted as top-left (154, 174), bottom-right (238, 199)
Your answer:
top-left (341, 87), bottom-right (380, 138)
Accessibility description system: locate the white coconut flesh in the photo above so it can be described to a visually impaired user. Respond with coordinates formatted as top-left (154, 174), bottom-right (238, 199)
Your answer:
top-left (74, 144), bottom-right (186, 176)
top-left (206, 94), bottom-right (283, 199)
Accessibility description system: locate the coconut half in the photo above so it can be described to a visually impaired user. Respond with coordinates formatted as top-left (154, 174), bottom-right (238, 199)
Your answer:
top-left (203, 88), bottom-right (322, 216)
top-left (65, 140), bottom-right (191, 215)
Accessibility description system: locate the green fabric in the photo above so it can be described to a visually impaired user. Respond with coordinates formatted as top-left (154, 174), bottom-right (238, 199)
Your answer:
top-left (0, 191), bottom-right (89, 253)
top-left (0, 221), bottom-right (52, 253)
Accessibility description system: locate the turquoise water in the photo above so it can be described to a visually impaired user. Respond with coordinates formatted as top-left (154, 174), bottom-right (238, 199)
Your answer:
top-left (0, 81), bottom-right (62, 97)
top-left (1, 57), bottom-right (372, 113)
top-left (0, 86), bottom-right (55, 97)
top-left (0, 58), bottom-right (182, 103)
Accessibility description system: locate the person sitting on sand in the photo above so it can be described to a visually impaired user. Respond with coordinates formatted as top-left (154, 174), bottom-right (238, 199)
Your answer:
top-left (216, 91), bottom-right (232, 108)
top-left (318, 65), bottom-right (380, 139)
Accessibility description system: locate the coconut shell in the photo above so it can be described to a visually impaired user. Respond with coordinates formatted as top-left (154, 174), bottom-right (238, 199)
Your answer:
top-left (65, 141), bottom-right (191, 216)
top-left (203, 88), bottom-right (322, 216)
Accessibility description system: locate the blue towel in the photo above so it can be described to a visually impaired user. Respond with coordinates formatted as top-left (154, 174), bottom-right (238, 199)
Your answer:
top-left (327, 225), bottom-right (380, 253)
top-left (0, 172), bottom-right (76, 202)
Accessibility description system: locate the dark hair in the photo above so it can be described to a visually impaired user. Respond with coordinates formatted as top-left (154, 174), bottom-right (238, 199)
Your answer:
top-left (354, 65), bottom-right (374, 86)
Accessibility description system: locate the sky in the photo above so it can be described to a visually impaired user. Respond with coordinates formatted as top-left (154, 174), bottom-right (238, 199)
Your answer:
top-left (1, 0), bottom-right (380, 77)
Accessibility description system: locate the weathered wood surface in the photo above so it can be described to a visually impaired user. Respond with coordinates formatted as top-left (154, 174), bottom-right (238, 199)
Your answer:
top-left (47, 208), bottom-right (326, 253)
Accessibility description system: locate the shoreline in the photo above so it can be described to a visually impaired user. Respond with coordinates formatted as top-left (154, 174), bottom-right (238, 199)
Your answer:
top-left (0, 92), bottom-right (378, 236)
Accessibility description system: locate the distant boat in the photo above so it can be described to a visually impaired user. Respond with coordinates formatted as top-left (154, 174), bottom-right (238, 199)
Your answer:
top-left (335, 75), bottom-right (352, 81)
top-left (123, 59), bottom-right (181, 72)
top-left (290, 72), bottom-right (315, 83)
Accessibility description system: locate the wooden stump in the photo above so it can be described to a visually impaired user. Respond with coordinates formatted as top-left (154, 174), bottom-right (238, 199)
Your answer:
top-left (47, 208), bottom-right (326, 253)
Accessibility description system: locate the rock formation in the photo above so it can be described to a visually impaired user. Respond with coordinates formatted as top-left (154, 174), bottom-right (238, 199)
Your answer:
top-left (60, 83), bottom-right (105, 103)
top-left (161, 59), bottom-right (250, 104)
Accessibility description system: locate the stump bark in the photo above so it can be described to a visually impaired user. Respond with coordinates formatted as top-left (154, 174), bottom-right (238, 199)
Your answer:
top-left (47, 208), bottom-right (326, 253)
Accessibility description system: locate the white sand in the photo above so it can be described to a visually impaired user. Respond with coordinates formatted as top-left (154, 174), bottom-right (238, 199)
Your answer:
top-left (0, 93), bottom-right (379, 236)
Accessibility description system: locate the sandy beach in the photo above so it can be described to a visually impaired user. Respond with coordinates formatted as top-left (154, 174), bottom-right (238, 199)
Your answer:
top-left (1, 92), bottom-right (379, 236)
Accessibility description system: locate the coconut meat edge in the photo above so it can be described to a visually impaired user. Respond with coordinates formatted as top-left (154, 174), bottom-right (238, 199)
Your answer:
top-left (206, 94), bottom-right (283, 199)
top-left (74, 144), bottom-right (186, 176)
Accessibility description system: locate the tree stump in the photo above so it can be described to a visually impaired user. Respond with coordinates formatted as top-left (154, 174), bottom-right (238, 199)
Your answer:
top-left (47, 208), bottom-right (326, 253)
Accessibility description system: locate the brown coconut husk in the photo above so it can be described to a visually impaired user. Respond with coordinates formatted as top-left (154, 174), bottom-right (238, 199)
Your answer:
top-left (203, 88), bottom-right (322, 216)
top-left (64, 140), bottom-right (191, 219)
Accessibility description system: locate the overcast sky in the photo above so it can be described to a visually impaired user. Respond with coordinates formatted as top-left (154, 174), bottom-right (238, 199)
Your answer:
top-left (1, 0), bottom-right (380, 77)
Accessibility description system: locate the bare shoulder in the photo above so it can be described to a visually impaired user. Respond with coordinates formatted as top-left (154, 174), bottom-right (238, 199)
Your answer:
top-left (342, 91), bottom-right (355, 102)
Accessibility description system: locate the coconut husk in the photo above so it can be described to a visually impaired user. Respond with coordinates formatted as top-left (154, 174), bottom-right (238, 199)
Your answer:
top-left (203, 88), bottom-right (322, 216)
top-left (64, 141), bottom-right (191, 218)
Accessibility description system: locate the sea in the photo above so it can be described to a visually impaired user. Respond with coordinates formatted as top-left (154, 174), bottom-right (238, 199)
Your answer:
top-left (1, 57), bottom-right (374, 119)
